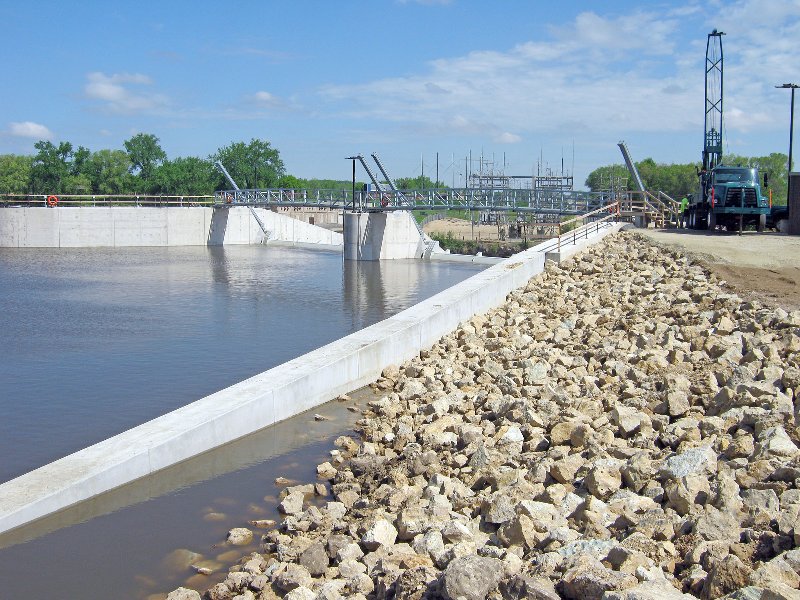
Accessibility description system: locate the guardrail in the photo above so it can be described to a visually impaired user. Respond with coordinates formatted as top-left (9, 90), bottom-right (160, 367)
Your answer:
top-left (536, 202), bottom-right (620, 254)
top-left (213, 187), bottom-right (610, 215)
top-left (0, 194), bottom-right (215, 208)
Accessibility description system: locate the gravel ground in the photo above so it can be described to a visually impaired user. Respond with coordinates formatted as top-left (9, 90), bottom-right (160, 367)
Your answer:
top-left (168, 230), bottom-right (800, 600)
top-left (633, 229), bottom-right (800, 312)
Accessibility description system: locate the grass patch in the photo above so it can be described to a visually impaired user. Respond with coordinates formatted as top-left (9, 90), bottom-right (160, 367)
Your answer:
top-left (430, 231), bottom-right (530, 258)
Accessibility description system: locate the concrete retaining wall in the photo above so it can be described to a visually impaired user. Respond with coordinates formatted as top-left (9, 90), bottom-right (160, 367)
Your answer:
top-left (0, 222), bottom-right (622, 535)
top-left (0, 207), bottom-right (343, 248)
top-left (343, 211), bottom-right (425, 260)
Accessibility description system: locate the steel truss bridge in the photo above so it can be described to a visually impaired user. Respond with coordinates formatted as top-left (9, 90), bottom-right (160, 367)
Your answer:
top-left (212, 187), bottom-right (612, 218)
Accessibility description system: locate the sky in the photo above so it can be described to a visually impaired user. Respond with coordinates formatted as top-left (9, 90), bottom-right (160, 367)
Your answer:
top-left (1, 0), bottom-right (799, 189)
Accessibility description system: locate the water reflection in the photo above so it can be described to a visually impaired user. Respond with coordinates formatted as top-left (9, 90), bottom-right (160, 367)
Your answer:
top-left (0, 245), bottom-right (485, 599)
top-left (0, 245), bottom-right (482, 482)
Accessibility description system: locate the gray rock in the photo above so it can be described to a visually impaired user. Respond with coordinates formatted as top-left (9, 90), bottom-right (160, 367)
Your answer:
top-left (742, 488), bottom-right (780, 524)
top-left (443, 555), bottom-right (504, 600)
top-left (394, 565), bottom-right (440, 600)
top-left (703, 554), bottom-right (752, 599)
top-left (441, 520), bottom-right (473, 543)
top-left (226, 527), bottom-right (253, 546)
top-left (560, 555), bottom-right (637, 600)
top-left (659, 445), bottom-right (717, 480)
top-left (283, 587), bottom-right (316, 600)
top-left (500, 575), bottom-right (560, 600)
top-left (400, 379), bottom-right (427, 400)
top-left (338, 559), bottom-right (367, 578)
top-left (279, 491), bottom-right (306, 515)
top-left (601, 580), bottom-right (696, 599)
top-left (274, 563), bottom-right (313, 592)
top-left (485, 493), bottom-right (516, 524)
top-left (757, 426), bottom-right (799, 458)
top-left (166, 588), bottom-right (202, 600)
top-left (298, 542), bottom-right (328, 576)
top-left (694, 506), bottom-right (742, 543)
top-left (361, 518), bottom-right (398, 550)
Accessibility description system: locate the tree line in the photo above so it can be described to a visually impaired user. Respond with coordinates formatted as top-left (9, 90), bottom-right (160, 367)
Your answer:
top-left (8, 134), bottom-right (785, 203)
top-left (0, 134), bottom-right (357, 196)
top-left (585, 153), bottom-right (790, 205)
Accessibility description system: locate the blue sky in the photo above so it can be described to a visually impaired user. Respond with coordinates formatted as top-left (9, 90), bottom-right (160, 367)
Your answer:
top-left (2, 0), bottom-right (799, 189)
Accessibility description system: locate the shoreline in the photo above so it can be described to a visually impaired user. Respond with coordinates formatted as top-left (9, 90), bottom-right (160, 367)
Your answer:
top-left (170, 230), bottom-right (799, 600)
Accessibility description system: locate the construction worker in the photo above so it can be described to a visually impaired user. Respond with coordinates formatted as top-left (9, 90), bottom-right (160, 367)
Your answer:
top-left (679, 196), bottom-right (689, 228)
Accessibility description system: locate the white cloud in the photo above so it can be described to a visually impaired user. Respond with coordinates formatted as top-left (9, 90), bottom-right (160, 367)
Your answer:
top-left (250, 90), bottom-right (280, 106)
top-left (84, 72), bottom-right (167, 114)
top-left (8, 121), bottom-right (53, 140)
top-left (318, 2), bottom-right (800, 151)
top-left (494, 132), bottom-right (522, 144)
top-left (319, 8), bottom-right (694, 140)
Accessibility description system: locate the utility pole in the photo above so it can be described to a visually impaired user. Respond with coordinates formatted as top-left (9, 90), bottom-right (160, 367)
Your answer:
top-left (776, 83), bottom-right (798, 204)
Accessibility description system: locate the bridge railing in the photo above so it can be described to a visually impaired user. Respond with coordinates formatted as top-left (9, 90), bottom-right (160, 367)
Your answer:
top-left (212, 187), bottom-right (611, 215)
top-left (1, 194), bottom-right (215, 207)
top-left (536, 201), bottom-right (621, 254)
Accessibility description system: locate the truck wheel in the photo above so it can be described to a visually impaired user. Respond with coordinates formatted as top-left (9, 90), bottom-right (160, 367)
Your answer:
top-left (707, 209), bottom-right (716, 231)
top-left (757, 213), bottom-right (766, 232)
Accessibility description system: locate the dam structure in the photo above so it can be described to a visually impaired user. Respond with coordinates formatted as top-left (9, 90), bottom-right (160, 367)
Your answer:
top-left (0, 193), bottom-right (621, 535)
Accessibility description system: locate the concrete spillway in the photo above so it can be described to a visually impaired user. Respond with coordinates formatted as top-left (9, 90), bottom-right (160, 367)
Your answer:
top-left (0, 206), bottom-right (440, 261)
top-left (0, 206), bottom-right (342, 248)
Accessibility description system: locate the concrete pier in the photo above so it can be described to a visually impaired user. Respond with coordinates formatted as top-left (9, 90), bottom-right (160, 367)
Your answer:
top-left (343, 210), bottom-right (430, 260)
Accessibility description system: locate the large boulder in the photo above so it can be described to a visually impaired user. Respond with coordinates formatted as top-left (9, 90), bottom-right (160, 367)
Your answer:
top-left (443, 555), bottom-right (504, 600)
top-left (361, 518), bottom-right (398, 550)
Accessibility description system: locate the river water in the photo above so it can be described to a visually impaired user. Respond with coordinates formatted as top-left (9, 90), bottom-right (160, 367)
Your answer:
top-left (0, 244), bottom-right (485, 598)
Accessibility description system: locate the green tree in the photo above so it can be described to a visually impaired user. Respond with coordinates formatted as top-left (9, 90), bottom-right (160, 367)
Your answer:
top-left (584, 164), bottom-right (630, 192)
top-left (396, 175), bottom-right (444, 189)
top-left (86, 149), bottom-right (133, 194)
top-left (30, 140), bottom-right (74, 194)
top-left (637, 160), bottom-right (698, 200)
top-left (212, 138), bottom-right (285, 189)
top-left (123, 133), bottom-right (167, 184)
top-left (586, 160), bottom-right (697, 200)
top-left (304, 178), bottom-right (363, 191)
top-left (276, 174), bottom-right (305, 189)
top-left (0, 154), bottom-right (33, 194)
top-left (152, 157), bottom-right (218, 195)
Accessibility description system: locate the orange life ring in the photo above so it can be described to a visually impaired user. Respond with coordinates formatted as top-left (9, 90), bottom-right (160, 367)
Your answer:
top-left (47, 195), bottom-right (59, 207)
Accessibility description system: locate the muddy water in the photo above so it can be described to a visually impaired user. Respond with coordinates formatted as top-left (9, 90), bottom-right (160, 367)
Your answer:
top-left (0, 244), bottom-right (485, 598)
top-left (0, 389), bottom-right (376, 598)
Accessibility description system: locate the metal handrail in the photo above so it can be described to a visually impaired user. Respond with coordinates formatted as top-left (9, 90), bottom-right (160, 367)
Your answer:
top-left (543, 201), bottom-right (620, 254)
top-left (212, 186), bottom-right (611, 215)
top-left (1, 194), bottom-right (215, 207)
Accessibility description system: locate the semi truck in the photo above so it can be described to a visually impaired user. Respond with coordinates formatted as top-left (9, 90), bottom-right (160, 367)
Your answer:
top-left (687, 30), bottom-right (771, 232)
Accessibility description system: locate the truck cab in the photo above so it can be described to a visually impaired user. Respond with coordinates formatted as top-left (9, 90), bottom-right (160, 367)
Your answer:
top-left (691, 165), bottom-right (770, 231)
